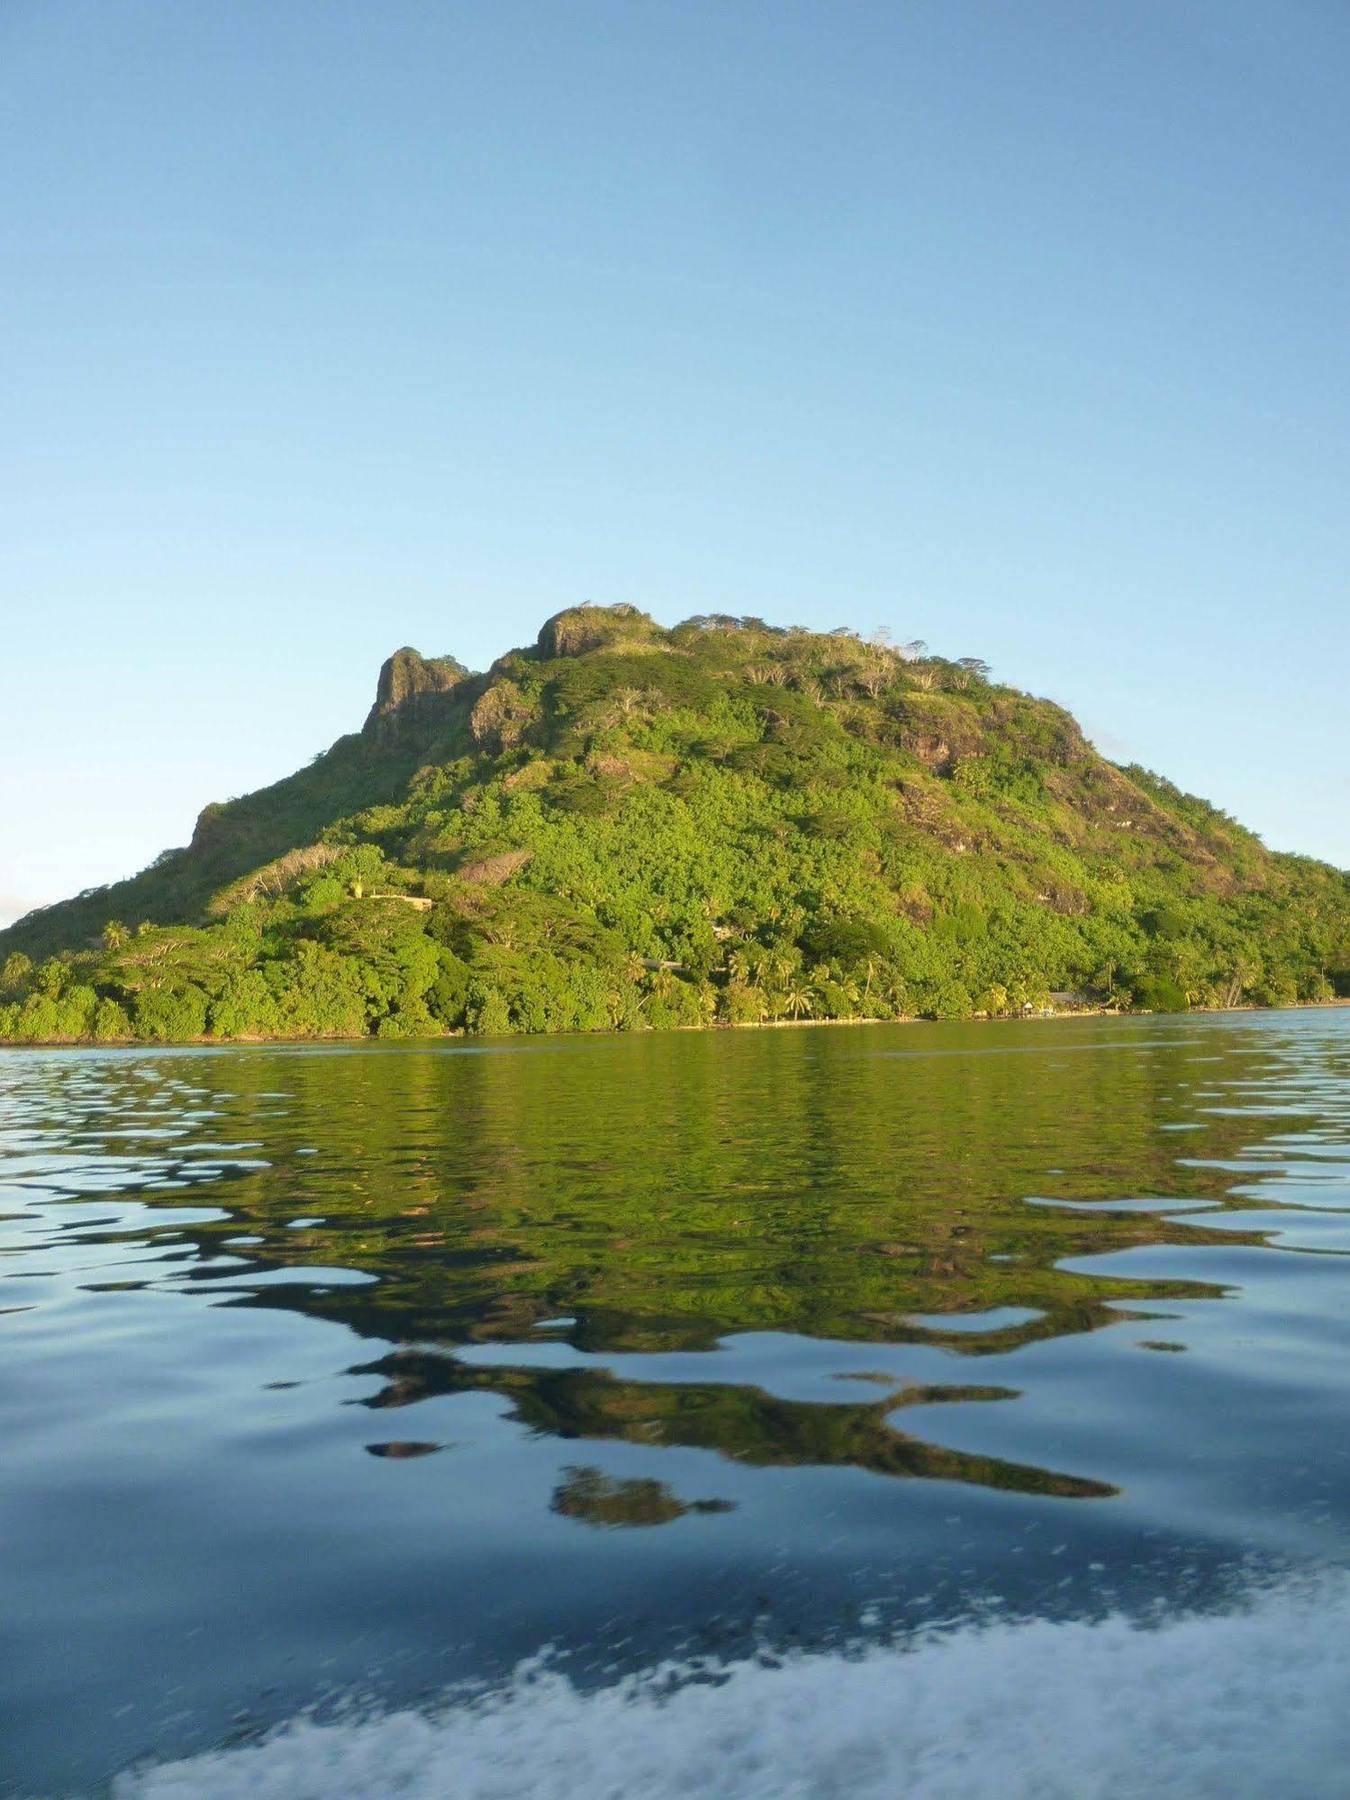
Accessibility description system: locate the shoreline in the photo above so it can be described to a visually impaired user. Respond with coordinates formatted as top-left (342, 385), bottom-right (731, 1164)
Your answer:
top-left (3, 997), bottom-right (1347, 1052)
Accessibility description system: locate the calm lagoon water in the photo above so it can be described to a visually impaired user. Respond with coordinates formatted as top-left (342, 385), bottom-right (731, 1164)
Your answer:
top-left (2, 1012), bottom-right (1348, 1796)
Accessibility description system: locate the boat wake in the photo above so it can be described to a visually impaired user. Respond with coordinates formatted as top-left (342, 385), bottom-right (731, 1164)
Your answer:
top-left (115, 1575), bottom-right (1350, 1799)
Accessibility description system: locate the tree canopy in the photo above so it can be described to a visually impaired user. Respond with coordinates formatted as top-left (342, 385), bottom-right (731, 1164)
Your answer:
top-left (3, 607), bottom-right (1346, 1043)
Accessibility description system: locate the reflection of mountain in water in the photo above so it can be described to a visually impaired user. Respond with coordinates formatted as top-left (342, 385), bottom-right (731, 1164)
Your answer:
top-left (6, 1018), bottom-right (1299, 1508)
top-left (358, 1352), bottom-right (1116, 1501)
top-left (552, 1465), bottom-right (736, 1528)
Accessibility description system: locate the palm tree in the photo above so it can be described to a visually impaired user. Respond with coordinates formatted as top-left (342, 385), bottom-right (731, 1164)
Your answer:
top-left (728, 949), bottom-right (757, 987)
top-left (767, 950), bottom-right (796, 989)
top-left (623, 951), bottom-right (647, 987)
top-left (783, 983), bottom-right (816, 1021)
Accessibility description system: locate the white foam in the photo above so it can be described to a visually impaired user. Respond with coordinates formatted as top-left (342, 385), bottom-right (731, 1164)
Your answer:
top-left (116, 1577), bottom-right (1350, 1799)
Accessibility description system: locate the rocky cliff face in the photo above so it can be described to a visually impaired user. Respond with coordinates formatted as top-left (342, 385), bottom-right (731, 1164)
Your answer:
top-left (362, 647), bottom-right (473, 746)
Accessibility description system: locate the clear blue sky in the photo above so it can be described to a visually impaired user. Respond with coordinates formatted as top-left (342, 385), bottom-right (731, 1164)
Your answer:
top-left (3, 0), bottom-right (1347, 926)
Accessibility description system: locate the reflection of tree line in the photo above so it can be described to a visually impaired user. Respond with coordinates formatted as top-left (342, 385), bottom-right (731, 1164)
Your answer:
top-left (39, 1023), bottom-right (1289, 1506)
top-left (179, 1024), bottom-right (1264, 1357)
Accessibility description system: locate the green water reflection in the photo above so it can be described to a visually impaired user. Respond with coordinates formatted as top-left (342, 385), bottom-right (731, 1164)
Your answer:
top-left (38, 1016), bottom-right (1286, 1507)
top-left (185, 1023), bottom-right (1255, 1342)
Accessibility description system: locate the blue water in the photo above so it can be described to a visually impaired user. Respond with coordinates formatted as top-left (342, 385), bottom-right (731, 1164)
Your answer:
top-left (2, 1011), bottom-right (1347, 1795)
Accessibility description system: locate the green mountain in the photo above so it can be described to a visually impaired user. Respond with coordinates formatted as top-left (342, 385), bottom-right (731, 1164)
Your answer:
top-left (3, 606), bottom-right (1347, 1042)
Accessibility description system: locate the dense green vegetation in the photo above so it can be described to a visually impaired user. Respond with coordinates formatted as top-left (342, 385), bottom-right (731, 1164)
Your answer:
top-left (3, 605), bottom-right (1347, 1043)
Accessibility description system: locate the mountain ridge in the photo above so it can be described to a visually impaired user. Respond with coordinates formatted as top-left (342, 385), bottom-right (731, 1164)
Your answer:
top-left (3, 605), bottom-right (1346, 1041)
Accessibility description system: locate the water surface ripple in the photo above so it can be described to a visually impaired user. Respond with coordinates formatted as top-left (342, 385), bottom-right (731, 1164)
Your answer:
top-left (1, 1012), bottom-right (1347, 1793)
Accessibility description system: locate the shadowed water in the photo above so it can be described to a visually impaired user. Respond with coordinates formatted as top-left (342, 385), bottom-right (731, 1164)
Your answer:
top-left (1, 1012), bottom-right (1347, 1794)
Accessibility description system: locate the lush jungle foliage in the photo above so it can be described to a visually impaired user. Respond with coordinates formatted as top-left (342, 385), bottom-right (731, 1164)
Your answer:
top-left (3, 606), bottom-right (1347, 1042)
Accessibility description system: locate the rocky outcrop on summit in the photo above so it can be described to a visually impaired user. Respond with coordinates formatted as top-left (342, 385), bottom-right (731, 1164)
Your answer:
top-left (535, 603), bottom-right (662, 661)
top-left (363, 647), bottom-right (473, 746)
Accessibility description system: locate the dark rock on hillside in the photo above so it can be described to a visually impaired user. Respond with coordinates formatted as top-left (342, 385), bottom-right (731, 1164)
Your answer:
top-left (363, 648), bottom-right (473, 746)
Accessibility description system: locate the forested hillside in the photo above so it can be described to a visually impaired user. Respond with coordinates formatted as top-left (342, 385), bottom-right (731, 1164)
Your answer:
top-left (3, 606), bottom-right (1347, 1043)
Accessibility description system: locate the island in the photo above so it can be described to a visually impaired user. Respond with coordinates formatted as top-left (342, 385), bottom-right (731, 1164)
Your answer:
top-left (2, 605), bottom-right (1346, 1042)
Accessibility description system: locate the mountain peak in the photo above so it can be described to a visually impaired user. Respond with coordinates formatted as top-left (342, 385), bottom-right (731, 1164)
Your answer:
top-left (536, 604), bottom-right (662, 660)
top-left (363, 647), bottom-right (473, 745)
